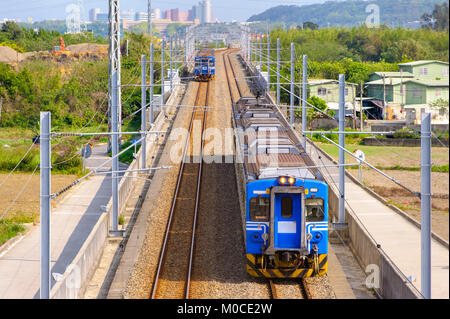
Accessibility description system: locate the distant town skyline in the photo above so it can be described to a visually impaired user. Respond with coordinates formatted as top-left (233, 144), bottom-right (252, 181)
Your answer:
top-left (0, 0), bottom-right (327, 23)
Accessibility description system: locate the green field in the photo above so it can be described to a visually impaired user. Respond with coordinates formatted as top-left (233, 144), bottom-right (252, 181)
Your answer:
top-left (317, 143), bottom-right (449, 171)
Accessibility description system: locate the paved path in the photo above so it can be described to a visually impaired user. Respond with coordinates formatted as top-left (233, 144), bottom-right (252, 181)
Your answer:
top-left (0, 144), bottom-right (125, 299)
top-left (304, 138), bottom-right (449, 299)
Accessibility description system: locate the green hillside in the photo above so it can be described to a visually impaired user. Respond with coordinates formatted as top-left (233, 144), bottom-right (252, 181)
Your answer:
top-left (248, 0), bottom-right (449, 28)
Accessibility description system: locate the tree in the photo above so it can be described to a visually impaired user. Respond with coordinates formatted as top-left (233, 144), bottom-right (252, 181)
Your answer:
top-left (421, 2), bottom-right (449, 31)
top-left (301, 22), bottom-right (319, 30)
top-left (1, 21), bottom-right (24, 40)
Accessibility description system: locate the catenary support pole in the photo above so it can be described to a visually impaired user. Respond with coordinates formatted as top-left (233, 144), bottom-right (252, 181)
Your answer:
top-left (249, 34), bottom-right (253, 68)
top-left (338, 74), bottom-right (346, 225)
top-left (109, 0), bottom-right (121, 234)
top-left (302, 55), bottom-right (308, 150)
top-left (421, 112), bottom-right (432, 299)
top-left (170, 37), bottom-right (173, 92)
top-left (150, 43), bottom-right (154, 124)
top-left (141, 55), bottom-right (147, 168)
top-left (259, 36), bottom-right (262, 70)
top-left (111, 70), bottom-right (119, 233)
top-left (148, 0), bottom-right (152, 36)
top-left (267, 26), bottom-right (270, 92)
top-left (290, 43), bottom-right (294, 126)
top-left (40, 111), bottom-right (51, 299)
top-left (161, 38), bottom-right (165, 106)
top-left (276, 38), bottom-right (280, 107)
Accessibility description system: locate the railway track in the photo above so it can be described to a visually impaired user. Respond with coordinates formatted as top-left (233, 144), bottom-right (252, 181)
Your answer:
top-left (151, 81), bottom-right (209, 299)
top-left (268, 279), bottom-right (312, 300)
top-left (223, 50), bottom-right (243, 102)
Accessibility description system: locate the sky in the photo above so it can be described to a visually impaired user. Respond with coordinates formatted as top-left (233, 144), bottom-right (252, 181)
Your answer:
top-left (0, 0), bottom-right (328, 23)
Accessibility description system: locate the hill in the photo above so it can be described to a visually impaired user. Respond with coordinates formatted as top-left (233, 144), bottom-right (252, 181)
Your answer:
top-left (247, 0), bottom-right (449, 28)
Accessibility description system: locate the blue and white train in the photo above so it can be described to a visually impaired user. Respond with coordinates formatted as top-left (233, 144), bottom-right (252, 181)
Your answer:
top-left (194, 56), bottom-right (215, 81)
top-left (233, 96), bottom-right (329, 278)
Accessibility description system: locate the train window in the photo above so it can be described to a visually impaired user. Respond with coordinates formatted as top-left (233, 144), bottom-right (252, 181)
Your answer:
top-left (281, 196), bottom-right (293, 219)
top-left (249, 196), bottom-right (270, 222)
top-left (305, 198), bottom-right (325, 222)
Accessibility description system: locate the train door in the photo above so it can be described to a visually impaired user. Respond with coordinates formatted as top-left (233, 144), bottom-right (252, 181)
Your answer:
top-left (274, 193), bottom-right (301, 249)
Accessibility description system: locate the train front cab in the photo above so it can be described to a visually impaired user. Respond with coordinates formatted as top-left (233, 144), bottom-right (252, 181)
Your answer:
top-left (194, 56), bottom-right (215, 81)
top-left (246, 178), bottom-right (328, 279)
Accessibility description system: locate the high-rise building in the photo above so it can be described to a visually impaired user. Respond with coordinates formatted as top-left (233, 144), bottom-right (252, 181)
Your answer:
top-left (96, 13), bottom-right (109, 22)
top-left (153, 8), bottom-right (161, 19)
top-left (121, 10), bottom-right (135, 21)
top-left (204, 0), bottom-right (212, 23)
top-left (89, 8), bottom-right (100, 22)
top-left (135, 12), bottom-right (148, 22)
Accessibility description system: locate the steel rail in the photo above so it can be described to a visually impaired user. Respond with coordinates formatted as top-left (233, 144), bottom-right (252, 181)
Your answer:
top-left (268, 280), bottom-right (278, 299)
top-left (223, 50), bottom-right (236, 103)
top-left (227, 54), bottom-right (243, 99)
top-left (299, 279), bottom-right (312, 299)
top-left (150, 82), bottom-right (206, 299)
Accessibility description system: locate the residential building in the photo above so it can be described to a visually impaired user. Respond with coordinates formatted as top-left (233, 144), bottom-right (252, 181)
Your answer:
top-left (308, 79), bottom-right (359, 118)
top-left (366, 60), bottom-right (449, 122)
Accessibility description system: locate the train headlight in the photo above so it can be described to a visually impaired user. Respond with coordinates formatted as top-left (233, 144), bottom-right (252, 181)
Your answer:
top-left (278, 176), bottom-right (295, 186)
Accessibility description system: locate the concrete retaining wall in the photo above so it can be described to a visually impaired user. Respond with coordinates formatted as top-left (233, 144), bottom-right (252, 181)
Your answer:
top-left (49, 82), bottom-right (182, 299)
top-left (240, 53), bottom-right (423, 299)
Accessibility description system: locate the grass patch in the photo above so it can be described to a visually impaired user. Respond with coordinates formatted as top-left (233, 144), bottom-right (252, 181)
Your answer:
top-left (0, 219), bottom-right (26, 246)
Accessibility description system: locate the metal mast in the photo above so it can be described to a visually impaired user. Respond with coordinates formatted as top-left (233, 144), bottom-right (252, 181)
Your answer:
top-left (108, 0), bottom-right (121, 234)
top-left (148, 0), bottom-right (152, 36)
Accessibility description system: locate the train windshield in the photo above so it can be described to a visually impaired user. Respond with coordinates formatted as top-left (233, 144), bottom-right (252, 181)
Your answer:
top-left (250, 196), bottom-right (270, 222)
top-left (305, 198), bottom-right (325, 222)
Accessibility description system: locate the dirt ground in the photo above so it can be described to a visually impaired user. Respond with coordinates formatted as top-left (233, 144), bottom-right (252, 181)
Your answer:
top-left (0, 173), bottom-right (79, 221)
top-left (347, 168), bottom-right (449, 241)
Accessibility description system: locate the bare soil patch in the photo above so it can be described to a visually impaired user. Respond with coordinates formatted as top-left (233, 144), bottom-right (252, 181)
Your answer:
top-left (0, 173), bottom-right (79, 221)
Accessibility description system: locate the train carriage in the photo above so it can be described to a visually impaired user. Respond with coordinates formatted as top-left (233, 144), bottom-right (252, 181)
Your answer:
top-left (194, 56), bottom-right (215, 81)
top-left (233, 96), bottom-right (329, 279)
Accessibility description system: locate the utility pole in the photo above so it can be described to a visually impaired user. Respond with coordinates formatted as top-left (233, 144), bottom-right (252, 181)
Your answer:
top-left (290, 43), bottom-right (295, 126)
top-left (276, 38), bottom-right (280, 107)
top-left (141, 55), bottom-right (147, 168)
top-left (109, 0), bottom-right (121, 234)
top-left (338, 74), bottom-right (346, 225)
top-left (421, 112), bottom-right (431, 299)
top-left (40, 111), bottom-right (51, 299)
top-left (302, 55), bottom-right (308, 150)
